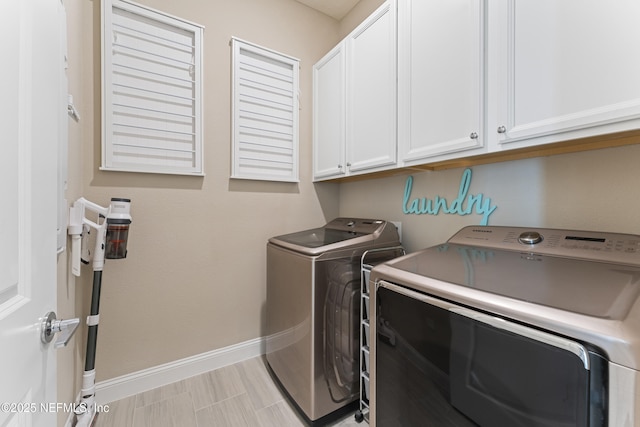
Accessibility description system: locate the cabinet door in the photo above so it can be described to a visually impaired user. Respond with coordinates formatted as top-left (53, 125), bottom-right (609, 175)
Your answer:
top-left (490, 0), bottom-right (640, 150)
top-left (346, 1), bottom-right (397, 173)
top-left (313, 44), bottom-right (346, 180)
top-left (398, 0), bottom-right (484, 164)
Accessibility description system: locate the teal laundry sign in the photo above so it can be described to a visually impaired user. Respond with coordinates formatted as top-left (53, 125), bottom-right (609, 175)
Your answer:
top-left (402, 168), bottom-right (497, 225)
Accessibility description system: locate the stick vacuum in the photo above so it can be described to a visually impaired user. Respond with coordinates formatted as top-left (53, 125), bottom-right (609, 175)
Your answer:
top-left (68, 198), bottom-right (132, 427)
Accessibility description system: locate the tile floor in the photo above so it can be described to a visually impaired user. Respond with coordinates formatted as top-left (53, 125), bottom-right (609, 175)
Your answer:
top-left (93, 356), bottom-right (364, 427)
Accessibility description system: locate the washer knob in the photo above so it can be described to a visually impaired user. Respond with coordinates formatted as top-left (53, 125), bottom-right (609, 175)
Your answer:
top-left (518, 231), bottom-right (543, 245)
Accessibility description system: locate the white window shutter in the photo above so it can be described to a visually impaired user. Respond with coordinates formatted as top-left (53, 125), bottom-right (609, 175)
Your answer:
top-left (231, 38), bottom-right (300, 182)
top-left (101, 0), bottom-right (204, 175)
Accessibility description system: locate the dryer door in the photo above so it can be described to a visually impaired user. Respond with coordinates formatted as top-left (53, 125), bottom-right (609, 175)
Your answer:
top-left (373, 280), bottom-right (608, 426)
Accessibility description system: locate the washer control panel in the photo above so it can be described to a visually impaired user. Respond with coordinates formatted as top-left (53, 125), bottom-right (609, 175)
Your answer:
top-left (325, 217), bottom-right (385, 234)
top-left (447, 226), bottom-right (640, 265)
top-left (518, 231), bottom-right (543, 245)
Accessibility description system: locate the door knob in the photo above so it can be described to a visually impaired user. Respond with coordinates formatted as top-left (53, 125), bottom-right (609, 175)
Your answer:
top-left (41, 311), bottom-right (80, 348)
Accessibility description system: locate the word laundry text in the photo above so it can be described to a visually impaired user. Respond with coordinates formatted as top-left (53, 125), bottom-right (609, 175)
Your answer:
top-left (402, 168), bottom-right (497, 225)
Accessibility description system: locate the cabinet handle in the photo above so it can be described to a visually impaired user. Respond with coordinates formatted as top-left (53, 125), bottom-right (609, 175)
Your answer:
top-left (338, 164), bottom-right (343, 169)
top-left (470, 132), bottom-right (478, 139)
top-left (347, 162), bottom-right (352, 167)
top-left (497, 125), bottom-right (507, 134)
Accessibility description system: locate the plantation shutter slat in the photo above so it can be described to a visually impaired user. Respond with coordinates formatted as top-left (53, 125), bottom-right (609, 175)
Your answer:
top-left (102, 0), bottom-right (204, 175)
top-left (231, 38), bottom-right (299, 182)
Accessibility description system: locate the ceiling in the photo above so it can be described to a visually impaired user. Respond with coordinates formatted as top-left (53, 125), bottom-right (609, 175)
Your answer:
top-left (294, 0), bottom-right (361, 20)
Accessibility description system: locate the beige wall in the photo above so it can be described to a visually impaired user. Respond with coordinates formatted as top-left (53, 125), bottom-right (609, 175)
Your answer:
top-left (339, 0), bottom-right (385, 37)
top-left (83, 0), bottom-right (340, 379)
top-left (57, 0), bottom-right (382, 418)
top-left (338, 143), bottom-right (640, 253)
top-left (57, 1), bottom-right (92, 424)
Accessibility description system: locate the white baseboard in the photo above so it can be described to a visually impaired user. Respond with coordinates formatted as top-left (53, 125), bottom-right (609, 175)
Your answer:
top-left (94, 336), bottom-right (265, 405)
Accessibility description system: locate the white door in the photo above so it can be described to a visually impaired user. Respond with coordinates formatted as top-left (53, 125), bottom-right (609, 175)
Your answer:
top-left (0, 0), bottom-right (63, 426)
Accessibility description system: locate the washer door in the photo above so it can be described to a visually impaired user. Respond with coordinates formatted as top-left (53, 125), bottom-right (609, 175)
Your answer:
top-left (323, 259), bottom-right (360, 402)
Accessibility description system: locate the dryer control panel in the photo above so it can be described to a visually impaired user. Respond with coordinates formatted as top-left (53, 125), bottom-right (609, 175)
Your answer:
top-left (447, 226), bottom-right (640, 266)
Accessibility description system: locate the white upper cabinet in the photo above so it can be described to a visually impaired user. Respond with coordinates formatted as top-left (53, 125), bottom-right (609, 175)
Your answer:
top-left (398, 0), bottom-right (485, 164)
top-left (346, 1), bottom-right (397, 174)
top-left (313, 44), bottom-right (346, 180)
top-left (488, 0), bottom-right (640, 151)
top-left (313, 1), bottom-right (397, 181)
top-left (314, 0), bottom-right (640, 180)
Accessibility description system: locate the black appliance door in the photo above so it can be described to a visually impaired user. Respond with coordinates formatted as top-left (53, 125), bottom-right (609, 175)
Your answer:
top-left (374, 281), bottom-right (607, 427)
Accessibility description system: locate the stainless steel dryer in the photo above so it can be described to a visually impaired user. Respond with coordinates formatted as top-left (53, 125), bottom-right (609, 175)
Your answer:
top-left (266, 218), bottom-right (402, 424)
top-left (369, 226), bottom-right (640, 427)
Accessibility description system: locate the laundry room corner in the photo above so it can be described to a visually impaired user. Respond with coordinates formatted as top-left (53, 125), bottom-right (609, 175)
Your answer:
top-left (57, 0), bottom-right (353, 414)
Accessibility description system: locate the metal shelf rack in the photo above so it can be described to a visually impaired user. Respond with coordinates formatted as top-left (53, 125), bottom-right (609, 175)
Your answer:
top-left (355, 246), bottom-right (405, 423)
